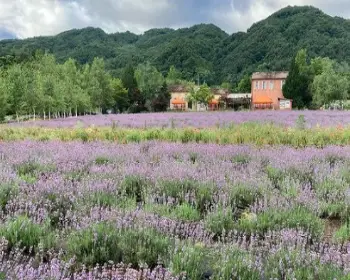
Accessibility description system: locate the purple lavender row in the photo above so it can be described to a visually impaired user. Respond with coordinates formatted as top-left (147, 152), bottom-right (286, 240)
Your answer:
top-left (6, 110), bottom-right (350, 128)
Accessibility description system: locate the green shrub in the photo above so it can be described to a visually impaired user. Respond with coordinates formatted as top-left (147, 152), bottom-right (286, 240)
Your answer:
top-left (170, 244), bottom-right (211, 280)
top-left (171, 203), bottom-right (201, 221)
top-left (120, 228), bottom-right (172, 268)
top-left (0, 183), bottom-right (18, 212)
top-left (228, 183), bottom-right (261, 218)
top-left (0, 216), bottom-right (52, 253)
top-left (45, 192), bottom-right (75, 228)
top-left (265, 166), bottom-right (285, 189)
top-left (15, 161), bottom-right (56, 183)
top-left (237, 206), bottom-right (324, 239)
top-left (231, 153), bottom-right (251, 165)
top-left (204, 207), bottom-right (235, 237)
top-left (94, 156), bottom-right (110, 165)
top-left (333, 224), bottom-right (350, 243)
top-left (67, 224), bottom-right (172, 269)
top-left (263, 249), bottom-right (344, 279)
top-left (88, 191), bottom-right (118, 208)
top-left (119, 175), bottom-right (149, 203)
top-left (66, 222), bottom-right (122, 267)
top-left (158, 180), bottom-right (214, 213)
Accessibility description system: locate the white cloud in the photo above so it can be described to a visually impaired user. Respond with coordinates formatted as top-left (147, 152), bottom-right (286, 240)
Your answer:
top-left (0, 0), bottom-right (174, 38)
top-left (210, 0), bottom-right (350, 33)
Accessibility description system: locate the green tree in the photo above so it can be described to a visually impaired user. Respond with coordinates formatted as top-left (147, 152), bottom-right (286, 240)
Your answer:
top-left (122, 64), bottom-right (144, 113)
top-left (312, 62), bottom-right (349, 107)
top-left (187, 83), bottom-right (214, 109)
top-left (0, 77), bottom-right (9, 121)
top-left (90, 57), bottom-right (114, 113)
top-left (221, 82), bottom-right (232, 90)
top-left (151, 81), bottom-right (170, 112)
top-left (235, 75), bottom-right (251, 93)
top-left (166, 66), bottom-right (182, 85)
top-left (283, 49), bottom-right (312, 109)
top-left (135, 62), bottom-right (164, 111)
top-left (110, 78), bottom-right (128, 113)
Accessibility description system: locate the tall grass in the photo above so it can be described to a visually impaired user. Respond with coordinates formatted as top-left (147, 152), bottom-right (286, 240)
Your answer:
top-left (1, 123), bottom-right (350, 146)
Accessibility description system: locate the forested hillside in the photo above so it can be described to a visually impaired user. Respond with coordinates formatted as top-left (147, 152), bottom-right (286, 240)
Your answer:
top-left (1, 5), bottom-right (350, 85)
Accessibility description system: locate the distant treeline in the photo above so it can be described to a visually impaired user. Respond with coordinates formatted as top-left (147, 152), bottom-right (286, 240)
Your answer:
top-left (0, 53), bottom-right (178, 121)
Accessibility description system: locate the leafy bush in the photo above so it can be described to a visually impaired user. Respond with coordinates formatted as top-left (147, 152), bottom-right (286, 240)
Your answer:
top-left (0, 183), bottom-right (18, 212)
top-left (66, 222), bottom-right (122, 267)
top-left (87, 191), bottom-right (118, 208)
top-left (44, 192), bottom-right (75, 228)
top-left (204, 207), bottom-right (235, 237)
top-left (119, 175), bottom-right (149, 203)
top-left (94, 156), bottom-right (110, 165)
top-left (120, 228), bottom-right (172, 268)
top-left (237, 206), bottom-right (324, 239)
top-left (0, 216), bottom-right (53, 253)
top-left (231, 153), bottom-right (251, 165)
top-left (66, 223), bottom-right (171, 268)
top-left (158, 180), bottom-right (214, 213)
top-left (228, 183), bottom-right (262, 217)
top-left (170, 244), bottom-right (212, 280)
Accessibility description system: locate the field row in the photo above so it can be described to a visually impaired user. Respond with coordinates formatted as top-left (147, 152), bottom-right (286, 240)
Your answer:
top-left (1, 141), bottom-right (350, 278)
top-left (1, 123), bottom-right (350, 147)
top-left (7, 111), bottom-right (350, 128)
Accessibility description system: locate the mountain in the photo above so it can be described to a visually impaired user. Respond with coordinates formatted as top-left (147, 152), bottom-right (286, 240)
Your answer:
top-left (1, 6), bottom-right (350, 85)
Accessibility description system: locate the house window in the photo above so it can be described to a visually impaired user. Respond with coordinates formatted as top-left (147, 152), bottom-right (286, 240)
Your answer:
top-left (269, 81), bottom-right (274, 90)
top-left (255, 81), bottom-right (259, 89)
top-left (262, 81), bottom-right (266, 90)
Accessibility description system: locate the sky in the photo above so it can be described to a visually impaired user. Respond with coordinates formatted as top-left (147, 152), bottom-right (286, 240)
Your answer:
top-left (0, 0), bottom-right (349, 40)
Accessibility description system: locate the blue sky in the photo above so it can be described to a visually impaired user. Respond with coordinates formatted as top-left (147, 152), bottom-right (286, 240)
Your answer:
top-left (0, 0), bottom-right (349, 39)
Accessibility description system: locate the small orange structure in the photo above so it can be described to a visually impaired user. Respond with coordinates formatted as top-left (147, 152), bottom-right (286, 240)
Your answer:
top-left (171, 98), bottom-right (186, 111)
top-left (252, 96), bottom-right (273, 110)
top-left (208, 99), bottom-right (219, 111)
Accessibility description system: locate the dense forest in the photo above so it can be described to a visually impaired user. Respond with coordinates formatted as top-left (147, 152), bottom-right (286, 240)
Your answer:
top-left (1, 6), bottom-right (350, 85)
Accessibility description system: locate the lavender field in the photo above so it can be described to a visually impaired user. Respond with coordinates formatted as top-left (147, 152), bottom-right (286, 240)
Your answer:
top-left (1, 141), bottom-right (350, 279)
top-left (8, 110), bottom-right (350, 128)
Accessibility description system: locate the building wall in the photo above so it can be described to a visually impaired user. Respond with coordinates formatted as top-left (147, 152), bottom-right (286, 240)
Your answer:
top-left (251, 79), bottom-right (287, 109)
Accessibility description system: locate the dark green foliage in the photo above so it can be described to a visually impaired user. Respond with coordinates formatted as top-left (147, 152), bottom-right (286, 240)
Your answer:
top-left (283, 50), bottom-right (312, 108)
top-left (94, 156), bottom-right (110, 165)
top-left (122, 64), bottom-right (145, 113)
top-left (66, 223), bottom-right (171, 268)
top-left (204, 207), bottom-right (235, 236)
top-left (229, 184), bottom-right (261, 216)
top-left (44, 192), bottom-right (75, 228)
top-left (0, 216), bottom-right (53, 253)
top-left (0, 183), bottom-right (18, 212)
top-left (231, 153), bottom-right (251, 165)
top-left (119, 175), bottom-right (149, 202)
top-left (66, 222), bottom-right (123, 267)
top-left (158, 180), bottom-right (214, 214)
top-left (238, 206), bottom-right (324, 239)
top-left (151, 81), bottom-right (170, 112)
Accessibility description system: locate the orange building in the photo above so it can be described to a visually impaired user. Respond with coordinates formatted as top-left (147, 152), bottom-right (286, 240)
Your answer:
top-left (251, 72), bottom-right (292, 110)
